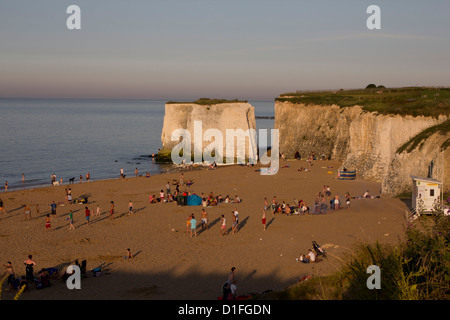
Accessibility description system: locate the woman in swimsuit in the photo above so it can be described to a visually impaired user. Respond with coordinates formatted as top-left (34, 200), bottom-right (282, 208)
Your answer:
top-left (24, 255), bottom-right (36, 283)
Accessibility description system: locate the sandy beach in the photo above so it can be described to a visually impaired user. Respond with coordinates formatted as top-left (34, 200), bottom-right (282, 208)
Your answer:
top-left (0, 160), bottom-right (408, 300)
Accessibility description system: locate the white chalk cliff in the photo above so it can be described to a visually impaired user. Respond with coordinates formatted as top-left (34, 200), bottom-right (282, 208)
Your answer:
top-left (160, 102), bottom-right (257, 161)
top-left (274, 101), bottom-right (449, 195)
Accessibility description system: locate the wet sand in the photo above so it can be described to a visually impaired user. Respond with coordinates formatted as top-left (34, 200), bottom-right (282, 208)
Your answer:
top-left (0, 160), bottom-right (409, 300)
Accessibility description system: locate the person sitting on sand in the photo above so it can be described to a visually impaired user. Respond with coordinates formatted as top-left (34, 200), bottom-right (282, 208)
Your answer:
top-left (232, 195), bottom-right (241, 203)
top-left (300, 249), bottom-right (316, 263)
top-left (285, 204), bottom-right (291, 215)
top-left (300, 203), bottom-right (309, 214)
top-left (38, 268), bottom-right (51, 288)
top-left (363, 190), bottom-right (370, 198)
top-left (149, 195), bottom-right (157, 204)
top-left (224, 195), bottom-right (231, 203)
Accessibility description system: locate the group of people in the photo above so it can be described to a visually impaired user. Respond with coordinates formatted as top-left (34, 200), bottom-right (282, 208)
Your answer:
top-left (185, 207), bottom-right (241, 238)
top-left (222, 267), bottom-right (238, 300)
top-left (2, 255), bottom-right (53, 293)
top-left (202, 193), bottom-right (241, 207)
top-left (264, 185), bottom-right (352, 217)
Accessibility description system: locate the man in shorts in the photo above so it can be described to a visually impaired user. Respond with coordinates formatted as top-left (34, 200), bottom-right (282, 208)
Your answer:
top-left (190, 214), bottom-right (197, 238)
top-left (85, 207), bottom-right (90, 225)
top-left (50, 201), bottom-right (57, 220)
top-left (201, 209), bottom-right (208, 230)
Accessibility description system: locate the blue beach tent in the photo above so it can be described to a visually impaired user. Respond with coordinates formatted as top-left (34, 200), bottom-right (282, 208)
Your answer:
top-left (187, 194), bottom-right (202, 206)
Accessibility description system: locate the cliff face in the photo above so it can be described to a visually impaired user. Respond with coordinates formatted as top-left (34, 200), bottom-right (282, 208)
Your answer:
top-left (160, 102), bottom-right (256, 161)
top-left (274, 101), bottom-right (449, 195)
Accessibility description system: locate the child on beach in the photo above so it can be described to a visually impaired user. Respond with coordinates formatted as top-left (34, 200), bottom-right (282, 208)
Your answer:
top-left (109, 201), bottom-right (114, 220)
top-left (45, 214), bottom-right (51, 232)
top-left (220, 215), bottom-right (227, 236)
top-left (186, 214), bottom-right (192, 234)
top-left (262, 209), bottom-right (266, 231)
top-left (96, 205), bottom-right (100, 216)
top-left (3, 262), bottom-right (15, 289)
top-left (85, 207), bottom-right (90, 225)
top-left (24, 204), bottom-right (31, 221)
top-left (68, 210), bottom-right (74, 230)
top-left (128, 201), bottom-right (133, 214)
top-left (160, 190), bottom-right (165, 204)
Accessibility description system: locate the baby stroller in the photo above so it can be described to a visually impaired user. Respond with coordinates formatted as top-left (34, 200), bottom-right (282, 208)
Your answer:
top-left (312, 241), bottom-right (326, 258)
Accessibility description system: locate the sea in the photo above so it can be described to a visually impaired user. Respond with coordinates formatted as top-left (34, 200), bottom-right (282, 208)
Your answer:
top-left (0, 99), bottom-right (275, 191)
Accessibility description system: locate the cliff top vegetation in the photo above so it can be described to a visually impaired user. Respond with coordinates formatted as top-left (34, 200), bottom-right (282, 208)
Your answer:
top-left (276, 86), bottom-right (450, 117)
top-left (166, 98), bottom-right (248, 106)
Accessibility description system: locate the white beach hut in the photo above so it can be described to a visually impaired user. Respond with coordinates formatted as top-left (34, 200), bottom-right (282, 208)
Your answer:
top-left (410, 175), bottom-right (442, 214)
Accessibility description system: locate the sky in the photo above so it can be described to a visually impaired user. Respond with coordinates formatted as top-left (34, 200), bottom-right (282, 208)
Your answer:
top-left (0, 0), bottom-right (449, 100)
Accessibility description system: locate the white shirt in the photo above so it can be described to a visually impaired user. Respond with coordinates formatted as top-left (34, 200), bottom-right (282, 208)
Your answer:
top-left (308, 251), bottom-right (316, 262)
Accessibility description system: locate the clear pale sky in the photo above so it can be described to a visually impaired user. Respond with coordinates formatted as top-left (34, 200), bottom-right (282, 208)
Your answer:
top-left (0, 0), bottom-right (449, 100)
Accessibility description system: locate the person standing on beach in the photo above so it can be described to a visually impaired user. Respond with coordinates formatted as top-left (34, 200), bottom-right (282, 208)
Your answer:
top-left (231, 212), bottom-right (237, 234)
top-left (160, 190), bottom-right (165, 204)
top-left (345, 192), bottom-right (351, 210)
top-left (135, 168), bottom-right (138, 177)
top-left (45, 214), bottom-right (51, 232)
top-left (190, 214), bottom-right (197, 238)
top-left (128, 200), bottom-right (133, 215)
top-left (109, 201), bottom-right (115, 220)
top-left (3, 261), bottom-right (15, 289)
top-left (220, 215), bottom-right (227, 236)
top-left (4, 181), bottom-right (8, 192)
top-left (262, 209), bottom-right (266, 231)
top-left (24, 204), bottom-right (31, 221)
top-left (166, 182), bottom-right (171, 195)
top-left (124, 248), bottom-right (133, 260)
top-left (85, 207), bottom-right (90, 225)
top-left (120, 168), bottom-right (124, 178)
top-left (186, 214), bottom-right (192, 234)
top-left (334, 195), bottom-right (340, 211)
top-left (24, 255), bottom-right (36, 283)
top-left (201, 208), bottom-right (208, 230)
top-left (0, 199), bottom-right (7, 215)
top-left (227, 267), bottom-right (236, 285)
top-left (68, 210), bottom-right (75, 230)
top-left (96, 204), bottom-right (101, 216)
top-left (50, 201), bottom-right (57, 221)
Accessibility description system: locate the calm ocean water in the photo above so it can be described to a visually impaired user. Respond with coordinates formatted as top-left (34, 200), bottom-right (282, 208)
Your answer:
top-left (0, 99), bottom-right (274, 191)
